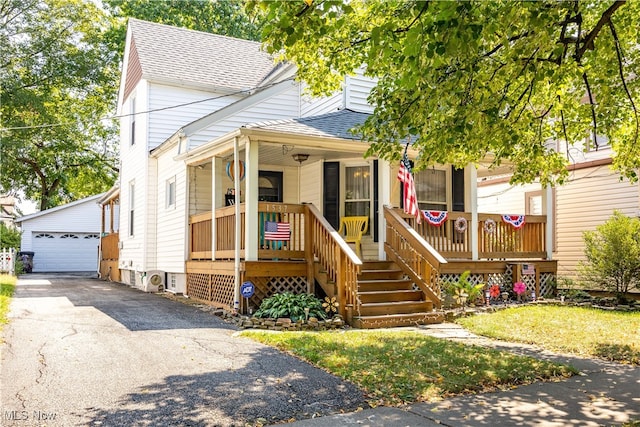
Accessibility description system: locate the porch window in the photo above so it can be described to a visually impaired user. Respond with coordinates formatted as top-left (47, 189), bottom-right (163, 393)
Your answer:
top-left (414, 168), bottom-right (447, 211)
top-left (345, 165), bottom-right (370, 217)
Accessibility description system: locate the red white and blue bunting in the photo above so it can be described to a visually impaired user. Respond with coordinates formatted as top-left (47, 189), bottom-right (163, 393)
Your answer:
top-left (501, 215), bottom-right (526, 229)
top-left (422, 210), bottom-right (448, 226)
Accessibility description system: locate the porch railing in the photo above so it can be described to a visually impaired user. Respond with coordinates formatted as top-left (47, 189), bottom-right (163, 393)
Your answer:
top-left (188, 203), bottom-right (309, 260)
top-left (307, 204), bottom-right (362, 320)
top-left (384, 206), bottom-right (444, 307)
top-left (396, 209), bottom-right (547, 260)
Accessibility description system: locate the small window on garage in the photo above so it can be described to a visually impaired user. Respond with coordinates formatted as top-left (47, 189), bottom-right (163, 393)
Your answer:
top-left (84, 234), bottom-right (100, 239)
top-left (35, 233), bottom-right (55, 239)
top-left (60, 234), bottom-right (79, 239)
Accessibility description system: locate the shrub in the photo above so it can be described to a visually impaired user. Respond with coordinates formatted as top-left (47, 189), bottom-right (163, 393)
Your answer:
top-left (0, 223), bottom-right (21, 249)
top-left (444, 270), bottom-right (485, 308)
top-left (580, 211), bottom-right (640, 298)
top-left (254, 292), bottom-right (327, 321)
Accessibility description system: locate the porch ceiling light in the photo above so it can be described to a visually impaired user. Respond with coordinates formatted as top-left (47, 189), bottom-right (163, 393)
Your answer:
top-left (292, 153), bottom-right (309, 164)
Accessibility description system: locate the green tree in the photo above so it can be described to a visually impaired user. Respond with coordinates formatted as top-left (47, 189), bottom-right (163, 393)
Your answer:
top-left (0, 0), bottom-right (119, 211)
top-left (103, 0), bottom-right (263, 59)
top-left (580, 211), bottom-right (640, 297)
top-left (0, 223), bottom-right (21, 249)
top-left (254, 0), bottom-right (640, 185)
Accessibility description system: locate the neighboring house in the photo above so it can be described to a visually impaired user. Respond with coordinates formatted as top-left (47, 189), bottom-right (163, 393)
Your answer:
top-left (0, 195), bottom-right (18, 228)
top-left (478, 138), bottom-right (640, 283)
top-left (15, 194), bottom-right (103, 272)
top-left (105, 19), bottom-right (557, 328)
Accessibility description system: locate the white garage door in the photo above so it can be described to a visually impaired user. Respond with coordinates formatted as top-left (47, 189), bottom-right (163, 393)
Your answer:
top-left (31, 232), bottom-right (100, 272)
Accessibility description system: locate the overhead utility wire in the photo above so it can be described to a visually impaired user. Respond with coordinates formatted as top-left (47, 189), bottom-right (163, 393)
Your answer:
top-left (0, 78), bottom-right (295, 131)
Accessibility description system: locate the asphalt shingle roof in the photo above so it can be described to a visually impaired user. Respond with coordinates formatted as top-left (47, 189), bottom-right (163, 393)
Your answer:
top-left (245, 109), bottom-right (370, 140)
top-left (128, 19), bottom-right (278, 91)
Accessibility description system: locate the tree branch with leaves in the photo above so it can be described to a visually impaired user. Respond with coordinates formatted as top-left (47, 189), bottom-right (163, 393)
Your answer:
top-left (254, 0), bottom-right (640, 185)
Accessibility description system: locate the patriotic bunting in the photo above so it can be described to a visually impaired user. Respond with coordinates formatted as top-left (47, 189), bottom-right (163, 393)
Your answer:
top-left (422, 210), bottom-right (448, 226)
top-left (501, 215), bottom-right (526, 229)
top-left (398, 152), bottom-right (421, 224)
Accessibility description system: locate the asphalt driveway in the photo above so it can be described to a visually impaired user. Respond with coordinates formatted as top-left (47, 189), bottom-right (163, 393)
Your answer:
top-left (1, 274), bottom-right (366, 426)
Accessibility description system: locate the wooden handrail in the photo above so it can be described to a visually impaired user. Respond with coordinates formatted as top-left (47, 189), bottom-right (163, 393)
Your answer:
top-left (306, 203), bottom-right (362, 319)
top-left (384, 206), bottom-right (444, 307)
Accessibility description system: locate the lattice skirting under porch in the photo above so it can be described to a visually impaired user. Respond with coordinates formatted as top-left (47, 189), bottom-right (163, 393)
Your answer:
top-left (439, 264), bottom-right (555, 300)
top-left (186, 273), bottom-right (308, 312)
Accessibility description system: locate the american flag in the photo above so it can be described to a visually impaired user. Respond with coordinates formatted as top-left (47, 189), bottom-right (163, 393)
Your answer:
top-left (264, 221), bottom-right (291, 241)
top-left (397, 153), bottom-right (421, 223)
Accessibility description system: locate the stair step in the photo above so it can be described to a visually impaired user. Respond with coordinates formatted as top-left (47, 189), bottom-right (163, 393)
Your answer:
top-left (357, 279), bottom-right (414, 292)
top-left (353, 312), bottom-right (445, 329)
top-left (358, 290), bottom-right (423, 304)
top-left (360, 261), bottom-right (397, 270)
top-left (358, 269), bottom-right (404, 281)
top-left (358, 300), bottom-right (433, 316)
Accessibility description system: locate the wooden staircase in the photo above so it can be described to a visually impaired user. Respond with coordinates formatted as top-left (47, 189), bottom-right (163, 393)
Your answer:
top-left (315, 260), bottom-right (444, 328)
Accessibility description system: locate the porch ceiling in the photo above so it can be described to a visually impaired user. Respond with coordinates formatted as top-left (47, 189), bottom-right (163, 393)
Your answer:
top-left (257, 142), bottom-right (370, 167)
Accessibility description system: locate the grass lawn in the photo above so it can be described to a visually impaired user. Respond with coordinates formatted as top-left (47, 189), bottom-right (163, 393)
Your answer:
top-left (0, 274), bottom-right (16, 342)
top-left (241, 330), bottom-right (576, 406)
top-left (457, 305), bottom-right (640, 364)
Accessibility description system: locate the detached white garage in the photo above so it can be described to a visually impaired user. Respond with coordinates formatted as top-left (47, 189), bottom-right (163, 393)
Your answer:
top-left (16, 194), bottom-right (103, 272)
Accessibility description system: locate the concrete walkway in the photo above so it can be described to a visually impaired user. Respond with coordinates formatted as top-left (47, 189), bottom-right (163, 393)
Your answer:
top-left (275, 323), bottom-right (640, 427)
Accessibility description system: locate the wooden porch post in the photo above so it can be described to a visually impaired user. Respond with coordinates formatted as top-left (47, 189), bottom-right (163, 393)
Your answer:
top-left (233, 137), bottom-right (241, 311)
top-left (101, 204), bottom-right (106, 235)
top-left (304, 205), bottom-right (314, 293)
top-left (109, 200), bottom-right (115, 233)
top-left (544, 184), bottom-right (554, 260)
top-left (378, 159), bottom-right (391, 260)
top-left (469, 165), bottom-right (479, 260)
top-left (211, 158), bottom-right (218, 260)
top-left (244, 137), bottom-right (259, 261)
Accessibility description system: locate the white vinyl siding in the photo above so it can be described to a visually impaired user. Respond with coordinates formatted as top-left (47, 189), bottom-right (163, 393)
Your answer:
top-left (299, 161), bottom-right (322, 208)
top-left (477, 181), bottom-right (540, 215)
top-left (555, 166), bottom-right (637, 279)
top-left (190, 164), bottom-right (213, 215)
top-left (148, 84), bottom-right (240, 150)
top-left (301, 92), bottom-right (343, 117)
top-left (344, 71), bottom-right (377, 113)
top-left (119, 82), bottom-right (150, 272)
top-left (187, 85), bottom-right (301, 149)
top-left (156, 146), bottom-right (187, 273)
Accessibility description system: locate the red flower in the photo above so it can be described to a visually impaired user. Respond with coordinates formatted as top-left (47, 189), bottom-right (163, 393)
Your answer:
top-left (489, 285), bottom-right (501, 298)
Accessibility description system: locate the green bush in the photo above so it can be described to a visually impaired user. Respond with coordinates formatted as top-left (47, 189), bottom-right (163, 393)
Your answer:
top-left (580, 211), bottom-right (640, 298)
top-left (0, 223), bottom-right (21, 249)
top-left (444, 270), bottom-right (485, 308)
top-left (254, 292), bottom-right (327, 321)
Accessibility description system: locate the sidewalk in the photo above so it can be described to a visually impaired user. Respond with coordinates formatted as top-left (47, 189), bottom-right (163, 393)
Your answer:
top-left (273, 324), bottom-right (640, 426)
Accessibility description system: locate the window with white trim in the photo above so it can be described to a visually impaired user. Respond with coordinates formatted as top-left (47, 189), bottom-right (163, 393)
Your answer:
top-left (344, 165), bottom-right (371, 217)
top-left (129, 180), bottom-right (135, 237)
top-left (166, 176), bottom-right (176, 208)
top-left (414, 168), bottom-right (448, 211)
top-left (130, 96), bottom-right (136, 146)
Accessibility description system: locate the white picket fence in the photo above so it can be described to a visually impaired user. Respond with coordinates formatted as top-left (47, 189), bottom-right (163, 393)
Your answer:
top-left (0, 248), bottom-right (15, 275)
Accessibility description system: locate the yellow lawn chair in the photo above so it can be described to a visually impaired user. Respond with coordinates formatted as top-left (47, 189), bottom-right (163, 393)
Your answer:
top-left (338, 216), bottom-right (369, 258)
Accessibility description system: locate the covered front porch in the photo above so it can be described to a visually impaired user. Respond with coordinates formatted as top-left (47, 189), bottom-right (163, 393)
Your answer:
top-left (179, 112), bottom-right (556, 327)
top-left (187, 202), bottom-right (555, 327)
